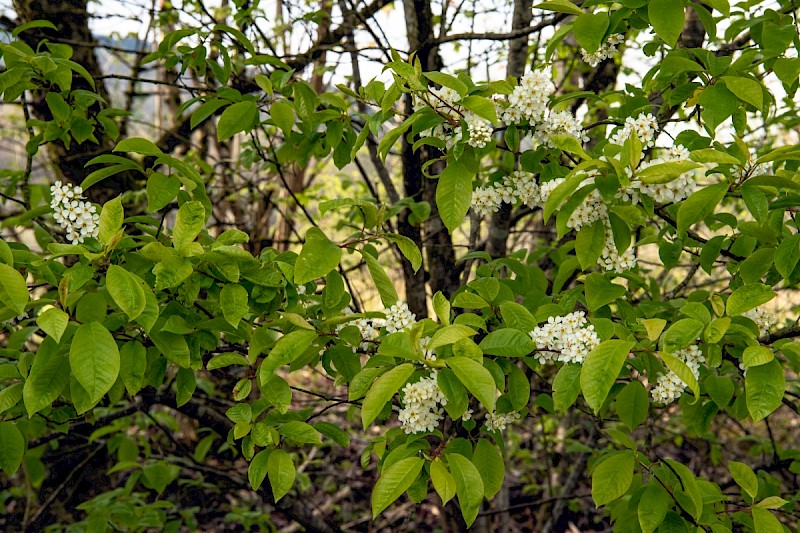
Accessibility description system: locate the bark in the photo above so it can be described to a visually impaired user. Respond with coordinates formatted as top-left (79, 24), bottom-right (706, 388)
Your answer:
top-left (12, 0), bottom-right (134, 202)
top-left (402, 0), bottom-right (460, 310)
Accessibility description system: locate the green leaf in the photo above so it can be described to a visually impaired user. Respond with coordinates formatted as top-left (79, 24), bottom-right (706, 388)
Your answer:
top-left (24, 341), bottom-right (69, 417)
top-left (207, 352), bottom-right (249, 370)
top-left (371, 456), bottom-right (424, 518)
top-left (553, 363), bottom-right (582, 411)
top-left (576, 221), bottom-right (606, 270)
top-left (248, 449), bottom-right (271, 490)
top-left (430, 458), bottom-right (456, 505)
top-left (447, 357), bottom-right (497, 412)
top-left (698, 83), bottom-right (737, 132)
top-left (581, 340), bottom-right (635, 413)
top-left (270, 101), bottom-right (295, 134)
top-left (433, 291), bottom-right (451, 325)
top-left (427, 325), bottom-right (477, 350)
top-left (190, 98), bottom-right (228, 129)
top-left (534, 0), bottom-right (584, 16)
top-left (220, 283), bottom-right (249, 328)
top-left (751, 507), bottom-right (784, 533)
top-left (69, 323), bottom-right (120, 405)
top-left (424, 71), bottom-right (468, 97)
top-left (262, 375), bottom-right (292, 414)
top-left (0, 422), bottom-right (24, 476)
top-left (114, 137), bottom-right (163, 156)
top-left (616, 380), bottom-right (649, 430)
top-left (690, 148), bottom-right (741, 165)
top-left (218, 101), bottom-right (259, 141)
top-left (0, 383), bottom-right (21, 414)
top-left (361, 363), bottom-right (414, 428)
top-left (499, 302), bottom-right (536, 332)
top-left (448, 453), bottom-right (485, 527)
top-left (676, 182), bottom-right (728, 235)
top-left (460, 95), bottom-right (497, 123)
top-left (775, 233), bottom-right (800, 279)
top-left (591, 450), bottom-right (635, 507)
top-left (386, 233), bottom-right (422, 273)
top-left (360, 250), bottom-right (398, 307)
top-left (437, 154), bottom-right (477, 233)
top-left (742, 345), bottom-right (773, 368)
top-left (146, 172), bottom-right (181, 212)
top-left (478, 328), bottom-right (535, 357)
top-left (649, 0), bottom-right (685, 47)
top-left (295, 228), bottom-right (342, 285)
top-left (660, 318), bottom-right (704, 353)
top-left (268, 448), bottom-right (296, 502)
top-left (660, 351), bottom-right (700, 399)
top-left (278, 421), bottom-right (322, 446)
top-left (756, 496), bottom-right (788, 509)
top-left (314, 422), bottom-right (350, 447)
top-left (727, 284), bottom-right (776, 316)
top-left (721, 76), bottom-right (763, 109)
top-left (173, 200), bottom-right (206, 252)
top-left (584, 273), bottom-right (626, 311)
top-left (36, 307), bottom-right (69, 343)
top-left (705, 375), bottom-right (734, 407)
top-left (98, 196), bottom-right (124, 245)
top-left (573, 12), bottom-right (609, 53)
top-left (119, 341), bottom-right (146, 396)
top-left (106, 265), bottom-right (146, 321)
top-left (638, 482), bottom-right (671, 533)
top-left (472, 439), bottom-right (504, 499)
top-left (259, 329), bottom-right (317, 380)
top-left (728, 461), bottom-right (758, 499)
top-left (12, 19), bottom-right (57, 37)
top-left (0, 264), bottom-right (28, 315)
top-left (638, 160), bottom-right (702, 183)
top-left (175, 367), bottom-right (196, 407)
top-left (745, 359), bottom-right (785, 421)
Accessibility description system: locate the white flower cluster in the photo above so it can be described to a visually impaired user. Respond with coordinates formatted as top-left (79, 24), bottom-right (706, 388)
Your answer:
top-left (485, 411), bottom-right (520, 432)
top-left (599, 228), bottom-right (637, 272)
top-left (398, 372), bottom-right (447, 434)
top-left (384, 301), bottom-right (416, 333)
top-left (50, 181), bottom-right (100, 243)
top-left (581, 34), bottom-right (625, 67)
top-left (533, 110), bottom-right (590, 148)
top-left (336, 307), bottom-right (381, 352)
top-left (609, 113), bottom-right (659, 147)
top-left (471, 185), bottom-right (503, 217)
top-left (616, 144), bottom-right (696, 205)
top-left (502, 68), bottom-right (554, 124)
top-left (529, 311), bottom-right (601, 365)
top-left (650, 345), bottom-right (705, 404)
top-left (743, 307), bottom-right (777, 336)
top-left (467, 119), bottom-right (493, 148)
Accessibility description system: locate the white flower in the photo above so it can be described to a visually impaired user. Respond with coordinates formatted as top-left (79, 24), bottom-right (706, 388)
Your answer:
top-left (508, 170), bottom-right (540, 206)
top-left (743, 307), bottom-right (777, 336)
top-left (529, 311), bottom-right (600, 365)
top-left (610, 113), bottom-right (659, 147)
top-left (461, 408), bottom-right (473, 421)
top-left (650, 345), bottom-right (706, 404)
top-left (581, 34), bottom-right (625, 67)
top-left (467, 119), bottom-right (492, 148)
top-left (471, 185), bottom-right (502, 217)
top-left (384, 301), bottom-right (416, 333)
top-left (398, 372), bottom-right (447, 434)
top-left (485, 411), bottom-right (520, 432)
top-left (49, 181), bottom-right (100, 243)
top-left (419, 336), bottom-right (436, 362)
top-left (599, 228), bottom-right (637, 272)
top-left (501, 68), bottom-right (554, 125)
top-left (534, 110), bottom-right (589, 148)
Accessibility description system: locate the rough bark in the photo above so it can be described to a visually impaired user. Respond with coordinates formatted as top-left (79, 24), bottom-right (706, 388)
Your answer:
top-left (12, 0), bottom-right (134, 202)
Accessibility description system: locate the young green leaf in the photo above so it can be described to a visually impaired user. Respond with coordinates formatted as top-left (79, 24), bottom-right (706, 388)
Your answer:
top-left (447, 357), bottom-right (497, 412)
top-left (591, 450), bottom-right (635, 507)
top-left (361, 363), bottom-right (414, 428)
top-left (447, 453), bottom-right (485, 527)
top-left (371, 456), bottom-right (424, 518)
top-left (581, 340), bottom-right (635, 413)
top-left (106, 265), bottom-right (146, 321)
top-left (268, 448), bottom-right (296, 502)
top-left (295, 228), bottom-right (342, 285)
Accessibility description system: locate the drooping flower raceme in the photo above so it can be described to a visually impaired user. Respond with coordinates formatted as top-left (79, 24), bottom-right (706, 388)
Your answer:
top-left (419, 336), bottom-right (436, 362)
top-left (743, 307), bottom-right (777, 336)
top-left (609, 113), bottom-right (659, 147)
top-left (599, 228), bottom-right (637, 272)
top-left (485, 411), bottom-right (521, 432)
top-left (398, 372), bottom-right (447, 434)
top-left (529, 311), bottom-right (601, 365)
top-left (581, 34), bottom-right (625, 67)
top-left (467, 119), bottom-right (493, 148)
top-left (384, 301), bottom-right (416, 333)
top-left (50, 181), bottom-right (100, 243)
top-left (650, 345), bottom-right (705, 404)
